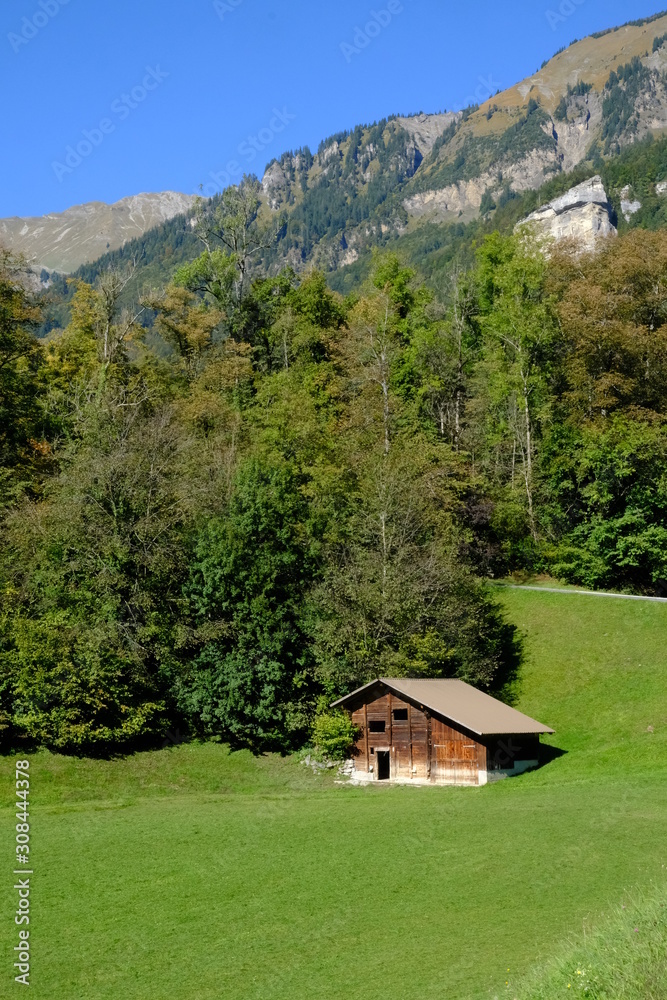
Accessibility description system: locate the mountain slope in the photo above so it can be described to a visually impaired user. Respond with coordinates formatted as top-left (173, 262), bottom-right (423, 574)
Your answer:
top-left (0, 191), bottom-right (196, 274)
top-left (391, 12), bottom-right (667, 219)
top-left (251, 10), bottom-right (667, 269)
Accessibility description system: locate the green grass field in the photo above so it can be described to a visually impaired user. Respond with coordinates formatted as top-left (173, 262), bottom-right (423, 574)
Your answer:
top-left (2, 589), bottom-right (666, 1000)
top-left (513, 891), bottom-right (667, 1000)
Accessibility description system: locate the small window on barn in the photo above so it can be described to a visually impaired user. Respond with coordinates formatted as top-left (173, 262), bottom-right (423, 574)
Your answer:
top-left (370, 747), bottom-right (374, 754)
top-left (393, 708), bottom-right (408, 721)
top-left (369, 720), bottom-right (385, 733)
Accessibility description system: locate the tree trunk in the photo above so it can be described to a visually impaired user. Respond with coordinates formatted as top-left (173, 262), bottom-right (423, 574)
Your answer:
top-left (380, 510), bottom-right (387, 601)
top-left (520, 369), bottom-right (537, 541)
top-left (454, 389), bottom-right (461, 451)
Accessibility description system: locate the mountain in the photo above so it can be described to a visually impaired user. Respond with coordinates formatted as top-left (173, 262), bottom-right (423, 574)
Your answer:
top-left (263, 8), bottom-right (667, 272)
top-left (0, 192), bottom-right (196, 274)
top-left (18, 8), bottom-right (667, 317)
top-left (397, 12), bottom-right (667, 218)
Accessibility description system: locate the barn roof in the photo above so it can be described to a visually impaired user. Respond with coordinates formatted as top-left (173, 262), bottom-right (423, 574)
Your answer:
top-left (331, 678), bottom-right (555, 736)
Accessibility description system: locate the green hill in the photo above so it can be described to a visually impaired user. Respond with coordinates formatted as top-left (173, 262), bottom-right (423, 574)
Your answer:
top-left (2, 587), bottom-right (665, 999)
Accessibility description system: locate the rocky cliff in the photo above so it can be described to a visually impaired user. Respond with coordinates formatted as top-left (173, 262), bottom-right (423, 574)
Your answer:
top-left (256, 11), bottom-right (667, 271)
top-left (516, 176), bottom-right (617, 250)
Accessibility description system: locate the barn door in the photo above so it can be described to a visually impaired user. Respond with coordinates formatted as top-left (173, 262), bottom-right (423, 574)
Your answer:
top-left (432, 742), bottom-right (479, 785)
top-left (376, 751), bottom-right (390, 781)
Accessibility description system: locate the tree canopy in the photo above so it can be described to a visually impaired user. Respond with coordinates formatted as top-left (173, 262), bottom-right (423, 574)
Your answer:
top-left (2, 221), bottom-right (666, 753)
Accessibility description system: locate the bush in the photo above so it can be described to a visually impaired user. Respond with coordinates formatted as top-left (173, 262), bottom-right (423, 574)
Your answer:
top-left (480, 189), bottom-right (497, 216)
top-left (312, 712), bottom-right (358, 761)
top-left (1, 613), bottom-right (168, 753)
top-left (554, 97), bottom-right (568, 122)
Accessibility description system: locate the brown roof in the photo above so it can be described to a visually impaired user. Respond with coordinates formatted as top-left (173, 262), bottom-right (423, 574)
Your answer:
top-left (331, 678), bottom-right (554, 736)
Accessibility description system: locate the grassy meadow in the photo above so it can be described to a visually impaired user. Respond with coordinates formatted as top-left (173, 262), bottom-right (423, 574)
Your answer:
top-left (2, 588), bottom-right (666, 1000)
top-left (513, 892), bottom-right (667, 1000)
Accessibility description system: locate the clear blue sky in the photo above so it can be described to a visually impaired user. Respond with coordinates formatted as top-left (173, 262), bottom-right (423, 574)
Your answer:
top-left (1, 0), bottom-right (662, 217)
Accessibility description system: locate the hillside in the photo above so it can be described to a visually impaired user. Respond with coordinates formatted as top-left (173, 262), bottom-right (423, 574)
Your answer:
top-left (274, 9), bottom-right (667, 266)
top-left (1, 587), bottom-right (664, 1000)
top-left (513, 892), bottom-right (667, 1000)
top-left (0, 191), bottom-right (195, 274)
top-left (239, 8), bottom-right (667, 272)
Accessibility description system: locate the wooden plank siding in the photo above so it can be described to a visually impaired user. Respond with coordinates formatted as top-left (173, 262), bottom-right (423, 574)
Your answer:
top-left (350, 688), bottom-right (487, 785)
top-left (431, 717), bottom-right (486, 784)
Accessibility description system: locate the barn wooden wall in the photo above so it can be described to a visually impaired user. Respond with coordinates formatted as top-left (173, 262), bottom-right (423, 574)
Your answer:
top-left (349, 689), bottom-right (487, 785)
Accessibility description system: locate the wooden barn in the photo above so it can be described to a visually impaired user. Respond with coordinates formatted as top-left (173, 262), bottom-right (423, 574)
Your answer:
top-left (331, 678), bottom-right (554, 786)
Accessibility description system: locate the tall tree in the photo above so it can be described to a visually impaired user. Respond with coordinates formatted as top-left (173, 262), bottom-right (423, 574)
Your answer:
top-left (180, 460), bottom-right (318, 751)
top-left (549, 231), bottom-right (667, 421)
top-left (96, 262), bottom-right (144, 365)
top-left (413, 268), bottom-right (478, 448)
top-left (0, 250), bottom-right (47, 509)
top-left (188, 177), bottom-right (277, 306)
top-left (475, 233), bottom-right (560, 539)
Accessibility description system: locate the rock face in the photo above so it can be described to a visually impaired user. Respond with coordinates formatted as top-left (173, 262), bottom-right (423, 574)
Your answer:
top-left (395, 112), bottom-right (460, 157)
top-left (620, 185), bottom-right (642, 222)
top-left (404, 147), bottom-right (558, 222)
top-left (262, 162), bottom-right (289, 210)
top-left (553, 92), bottom-right (602, 172)
top-left (0, 191), bottom-right (196, 274)
top-left (516, 175), bottom-right (616, 251)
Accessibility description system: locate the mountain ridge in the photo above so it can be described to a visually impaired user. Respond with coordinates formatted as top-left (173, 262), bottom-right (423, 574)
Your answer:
top-left (0, 191), bottom-right (196, 274)
top-left (7, 9), bottom-right (667, 291)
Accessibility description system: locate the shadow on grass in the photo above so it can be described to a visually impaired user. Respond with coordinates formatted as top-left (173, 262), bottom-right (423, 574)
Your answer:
top-left (487, 743), bottom-right (567, 784)
top-left (538, 743), bottom-right (568, 765)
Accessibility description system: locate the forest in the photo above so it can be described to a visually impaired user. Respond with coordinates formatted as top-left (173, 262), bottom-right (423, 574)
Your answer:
top-left (2, 179), bottom-right (667, 754)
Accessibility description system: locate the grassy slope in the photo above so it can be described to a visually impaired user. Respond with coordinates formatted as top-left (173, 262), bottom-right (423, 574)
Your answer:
top-left (513, 892), bottom-right (667, 1000)
top-left (483, 11), bottom-right (667, 116)
top-left (500, 588), bottom-right (667, 775)
top-left (1, 590), bottom-right (666, 1000)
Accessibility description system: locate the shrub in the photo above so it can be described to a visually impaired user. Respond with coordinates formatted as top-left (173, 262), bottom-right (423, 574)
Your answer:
top-left (2, 612), bottom-right (168, 753)
top-left (554, 97), bottom-right (568, 122)
top-left (480, 189), bottom-right (497, 216)
top-left (312, 712), bottom-right (358, 761)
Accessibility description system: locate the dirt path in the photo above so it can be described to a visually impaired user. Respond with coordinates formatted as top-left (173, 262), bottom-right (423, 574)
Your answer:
top-left (495, 584), bottom-right (667, 604)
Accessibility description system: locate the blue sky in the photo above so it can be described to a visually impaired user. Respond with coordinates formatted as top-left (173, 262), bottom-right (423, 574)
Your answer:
top-left (1, 0), bottom-right (662, 217)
